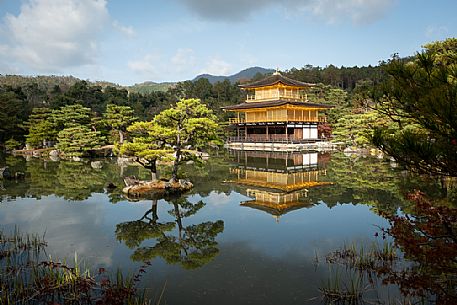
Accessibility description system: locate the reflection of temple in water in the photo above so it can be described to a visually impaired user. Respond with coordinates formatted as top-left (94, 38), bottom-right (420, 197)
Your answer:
top-left (228, 150), bottom-right (332, 221)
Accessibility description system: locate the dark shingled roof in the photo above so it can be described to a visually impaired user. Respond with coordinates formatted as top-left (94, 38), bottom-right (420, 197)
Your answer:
top-left (222, 100), bottom-right (334, 111)
top-left (239, 72), bottom-right (315, 88)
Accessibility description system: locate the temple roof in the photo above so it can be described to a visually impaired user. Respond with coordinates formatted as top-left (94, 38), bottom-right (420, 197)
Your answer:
top-left (222, 100), bottom-right (334, 111)
top-left (240, 200), bottom-right (313, 216)
top-left (239, 72), bottom-right (315, 89)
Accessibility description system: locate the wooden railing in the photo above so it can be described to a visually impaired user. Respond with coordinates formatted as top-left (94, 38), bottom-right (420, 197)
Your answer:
top-left (229, 118), bottom-right (245, 124)
top-left (246, 95), bottom-right (306, 102)
top-left (227, 136), bottom-right (322, 144)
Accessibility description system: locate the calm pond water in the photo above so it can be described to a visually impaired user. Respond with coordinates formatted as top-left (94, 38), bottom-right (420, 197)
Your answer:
top-left (0, 151), bottom-right (450, 304)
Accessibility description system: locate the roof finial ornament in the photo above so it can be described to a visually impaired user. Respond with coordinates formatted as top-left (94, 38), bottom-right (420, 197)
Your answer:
top-left (273, 67), bottom-right (281, 76)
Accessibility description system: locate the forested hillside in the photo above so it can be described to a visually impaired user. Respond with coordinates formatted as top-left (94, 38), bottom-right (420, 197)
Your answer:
top-left (0, 62), bottom-right (387, 147)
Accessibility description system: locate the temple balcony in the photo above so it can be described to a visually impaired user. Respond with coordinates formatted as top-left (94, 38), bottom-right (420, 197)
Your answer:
top-left (228, 115), bottom-right (327, 125)
top-left (246, 90), bottom-right (308, 103)
top-left (246, 94), bottom-right (308, 103)
top-left (229, 117), bottom-right (245, 124)
top-left (227, 135), bottom-right (323, 144)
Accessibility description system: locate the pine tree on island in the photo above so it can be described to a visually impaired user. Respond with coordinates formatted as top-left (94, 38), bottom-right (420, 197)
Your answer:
top-left (120, 98), bottom-right (220, 195)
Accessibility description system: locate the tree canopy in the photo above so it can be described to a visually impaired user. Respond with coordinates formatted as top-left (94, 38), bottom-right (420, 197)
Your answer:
top-left (372, 38), bottom-right (457, 176)
top-left (103, 104), bottom-right (136, 144)
top-left (120, 98), bottom-right (220, 182)
top-left (153, 98), bottom-right (220, 181)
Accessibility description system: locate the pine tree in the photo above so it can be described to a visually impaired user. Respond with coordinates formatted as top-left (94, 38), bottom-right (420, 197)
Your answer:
top-left (152, 98), bottom-right (221, 181)
top-left (24, 108), bottom-right (57, 148)
top-left (103, 104), bottom-right (136, 144)
top-left (53, 104), bottom-right (104, 157)
top-left (372, 38), bottom-right (457, 176)
top-left (56, 125), bottom-right (104, 157)
top-left (52, 104), bottom-right (91, 129)
top-left (120, 121), bottom-right (172, 181)
top-left (120, 99), bottom-right (221, 182)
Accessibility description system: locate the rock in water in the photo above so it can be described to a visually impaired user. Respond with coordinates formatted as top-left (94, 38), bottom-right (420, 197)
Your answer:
top-left (0, 167), bottom-right (11, 179)
top-left (14, 172), bottom-right (25, 179)
top-left (124, 176), bottom-right (140, 187)
top-left (49, 150), bottom-right (59, 157)
top-left (106, 182), bottom-right (117, 190)
top-left (91, 161), bottom-right (103, 169)
top-left (122, 179), bottom-right (194, 196)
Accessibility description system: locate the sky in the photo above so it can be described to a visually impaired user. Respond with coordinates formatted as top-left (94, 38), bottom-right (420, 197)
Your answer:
top-left (0, 0), bottom-right (456, 85)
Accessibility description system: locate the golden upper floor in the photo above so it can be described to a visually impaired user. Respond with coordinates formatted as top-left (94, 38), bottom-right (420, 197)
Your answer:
top-left (239, 71), bottom-right (314, 103)
top-left (222, 72), bottom-right (333, 124)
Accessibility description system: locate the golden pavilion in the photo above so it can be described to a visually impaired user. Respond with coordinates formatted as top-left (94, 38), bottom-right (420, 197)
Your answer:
top-left (223, 71), bottom-right (332, 144)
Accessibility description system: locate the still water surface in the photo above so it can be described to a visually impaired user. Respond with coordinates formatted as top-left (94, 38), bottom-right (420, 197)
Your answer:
top-left (0, 151), bottom-right (441, 304)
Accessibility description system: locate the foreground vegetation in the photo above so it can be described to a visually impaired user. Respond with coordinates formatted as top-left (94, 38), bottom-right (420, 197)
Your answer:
top-left (0, 228), bottom-right (152, 305)
top-left (318, 191), bottom-right (457, 304)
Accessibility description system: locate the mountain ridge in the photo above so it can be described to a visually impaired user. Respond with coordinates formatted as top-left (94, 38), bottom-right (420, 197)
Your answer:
top-left (0, 66), bottom-right (275, 94)
top-left (193, 66), bottom-right (274, 84)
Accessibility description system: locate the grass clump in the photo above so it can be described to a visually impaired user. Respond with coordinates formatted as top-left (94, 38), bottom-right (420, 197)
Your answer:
top-left (0, 227), bottom-right (151, 305)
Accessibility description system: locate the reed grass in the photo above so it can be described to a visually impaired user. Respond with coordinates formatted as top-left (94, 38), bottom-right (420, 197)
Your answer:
top-left (0, 228), bottom-right (154, 305)
top-left (318, 241), bottom-right (400, 305)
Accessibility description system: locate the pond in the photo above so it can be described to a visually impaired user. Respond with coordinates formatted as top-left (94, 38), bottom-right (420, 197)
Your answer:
top-left (0, 151), bottom-right (454, 304)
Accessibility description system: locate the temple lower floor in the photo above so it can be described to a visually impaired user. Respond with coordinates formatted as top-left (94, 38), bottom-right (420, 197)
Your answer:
top-left (230, 123), bottom-right (320, 143)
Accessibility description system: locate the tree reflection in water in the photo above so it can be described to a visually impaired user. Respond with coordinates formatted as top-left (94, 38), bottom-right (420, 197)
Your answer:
top-left (116, 197), bottom-right (224, 270)
top-left (324, 190), bottom-right (457, 304)
top-left (377, 191), bottom-right (457, 304)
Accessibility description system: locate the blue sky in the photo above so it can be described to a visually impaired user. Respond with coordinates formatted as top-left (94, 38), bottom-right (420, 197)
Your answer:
top-left (0, 0), bottom-right (455, 85)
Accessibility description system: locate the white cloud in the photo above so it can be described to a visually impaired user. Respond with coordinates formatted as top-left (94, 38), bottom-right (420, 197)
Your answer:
top-left (128, 49), bottom-right (233, 81)
top-left (1, 0), bottom-right (109, 72)
top-left (171, 48), bottom-right (197, 72)
top-left (128, 48), bottom-right (203, 81)
top-left (425, 25), bottom-right (449, 39)
top-left (201, 57), bottom-right (232, 75)
top-left (112, 20), bottom-right (136, 38)
top-left (205, 191), bottom-right (232, 206)
top-left (127, 52), bottom-right (162, 77)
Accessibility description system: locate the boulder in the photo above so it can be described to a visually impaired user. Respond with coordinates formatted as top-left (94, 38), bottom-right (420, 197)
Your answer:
top-left (0, 167), bottom-right (11, 179)
top-left (106, 182), bottom-right (117, 190)
top-left (72, 156), bottom-right (82, 162)
top-left (124, 176), bottom-right (140, 187)
top-left (91, 161), bottom-right (103, 169)
top-left (122, 179), bottom-right (193, 196)
top-left (49, 155), bottom-right (60, 162)
top-left (195, 151), bottom-right (210, 160)
top-left (117, 157), bottom-right (131, 165)
top-left (49, 150), bottom-right (60, 157)
top-left (14, 172), bottom-right (25, 179)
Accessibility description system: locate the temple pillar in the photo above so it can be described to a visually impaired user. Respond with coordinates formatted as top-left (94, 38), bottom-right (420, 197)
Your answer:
top-left (266, 125), bottom-right (269, 141)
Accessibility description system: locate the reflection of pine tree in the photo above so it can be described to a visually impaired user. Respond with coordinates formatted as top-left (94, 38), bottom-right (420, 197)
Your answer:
top-left (27, 160), bottom-right (60, 199)
top-left (116, 200), bottom-right (175, 248)
top-left (183, 156), bottom-right (233, 197)
top-left (309, 153), bottom-right (448, 214)
top-left (116, 198), bottom-right (224, 269)
top-left (55, 162), bottom-right (107, 200)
